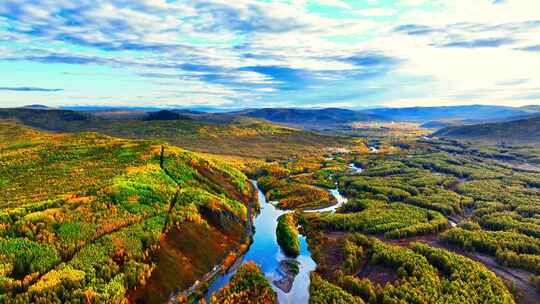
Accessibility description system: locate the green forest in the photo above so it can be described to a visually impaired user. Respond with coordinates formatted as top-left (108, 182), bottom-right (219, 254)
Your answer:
top-left (2, 1), bottom-right (540, 302)
top-left (0, 121), bottom-right (253, 303)
top-left (2, 112), bottom-right (540, 304)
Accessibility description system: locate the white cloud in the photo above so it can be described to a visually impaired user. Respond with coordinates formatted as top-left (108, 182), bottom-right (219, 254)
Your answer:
top-left (401, 0), bottom-right (428, 6)
top-left (315, 0), bottom-right (351, 9)
top-left (355, 8), bottom-right (397, 17)
top-left (362, 0), bottom-right (540, 106)
top-left (1, 0), bottom-right (539, 107)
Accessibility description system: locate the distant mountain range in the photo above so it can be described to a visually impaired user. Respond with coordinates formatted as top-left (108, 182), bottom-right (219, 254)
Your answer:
top-left (232, 105), bottom-right (540, 129)
top-left (434, 115), bottom-right (540, 142)
top-left (521, 105), bottom-right (540, 112)
top-left (11, 104), bottom-right (540, 131)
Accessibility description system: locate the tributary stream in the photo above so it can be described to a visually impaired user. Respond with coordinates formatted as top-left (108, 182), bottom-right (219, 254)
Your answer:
top-left (204, 163), bottom-right (363, 303)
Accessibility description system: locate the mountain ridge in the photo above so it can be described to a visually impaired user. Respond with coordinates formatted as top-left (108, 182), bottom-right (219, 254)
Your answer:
top-left (434, 115), bottom-right (540, 142)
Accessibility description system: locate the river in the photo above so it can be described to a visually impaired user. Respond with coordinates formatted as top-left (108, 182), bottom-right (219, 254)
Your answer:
top-left (204, 163), bottom-right (363, 303)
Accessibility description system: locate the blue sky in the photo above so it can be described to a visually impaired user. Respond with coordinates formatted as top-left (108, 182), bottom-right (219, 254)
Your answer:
top-left (0, 0), bottom-right (539, 109)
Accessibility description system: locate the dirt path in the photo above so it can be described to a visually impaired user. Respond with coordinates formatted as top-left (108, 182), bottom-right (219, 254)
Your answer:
top-left (425, 238), bottom-right (539, 304)
top-left (383, 234), bottom-right (539, 303)
top-left (443, 246), bottom-right (539, 304)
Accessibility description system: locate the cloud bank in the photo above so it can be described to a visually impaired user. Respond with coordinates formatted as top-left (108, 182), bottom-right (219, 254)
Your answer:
top-left (0, 0), bottom-right (538, 108)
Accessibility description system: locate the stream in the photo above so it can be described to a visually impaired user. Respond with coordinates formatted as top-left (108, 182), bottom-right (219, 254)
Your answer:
top-left (204, 163), bottom-right (363, 303)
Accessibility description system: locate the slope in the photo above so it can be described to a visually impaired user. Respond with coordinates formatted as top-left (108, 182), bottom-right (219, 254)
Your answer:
top-left (237, 108), bottom-right (386, 128)
top-left (0, 108), bottom-right (351, 159)
top-left (434, 115), bottom-right (540, 142)
top-left (0, 120), bottom-right (254, 304)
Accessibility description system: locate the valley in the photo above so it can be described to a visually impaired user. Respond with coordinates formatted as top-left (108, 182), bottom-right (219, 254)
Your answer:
top-left (3, 1), bottom-right (539, 303)
top-left (2, 106), bottom-right (540, 304)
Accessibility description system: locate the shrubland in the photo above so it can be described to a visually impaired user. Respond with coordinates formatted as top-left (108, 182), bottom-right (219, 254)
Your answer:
top-left (304, 199), bottom-right (448, 239)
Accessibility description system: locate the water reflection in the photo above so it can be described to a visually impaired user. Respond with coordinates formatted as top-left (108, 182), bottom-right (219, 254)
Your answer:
top-left (205, 167), bottom-right (359, 303)
top-left (205, 182), bottom-right (316, 303)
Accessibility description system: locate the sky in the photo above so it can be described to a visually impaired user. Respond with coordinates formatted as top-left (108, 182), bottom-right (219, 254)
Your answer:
top-left (0, 0), bottom-right (539, 109)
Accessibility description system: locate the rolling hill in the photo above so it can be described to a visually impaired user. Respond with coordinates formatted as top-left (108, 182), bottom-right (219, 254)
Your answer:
top-left (143, 110), bottom-right (191, 121)
top-left (234, 108), bottom-right (387, 128)
top-left (0, 108), bottom-right (351, 159)
top-left (434, 115), bottom-right (540, 142)
top-left (57, 105), bottom-right (540, 129)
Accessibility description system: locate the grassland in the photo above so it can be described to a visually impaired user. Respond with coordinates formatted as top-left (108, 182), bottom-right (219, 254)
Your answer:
top-left (348, 121), bottom-right (429, 139)
top-left (0, 121), bottom-right (254, 304)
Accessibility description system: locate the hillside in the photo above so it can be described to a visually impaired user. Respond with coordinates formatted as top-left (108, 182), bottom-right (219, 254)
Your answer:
top-left (420, 121), bottom-right (459, 129)
top-left (143, 110), bottom-right (190, 121)
top-left (0, 108), bottom-right (351, 159)
top-left (434, 115), bottom-right (540, 142)
top-left (0, 121), bottom-right (254, 303)
top-left (361, 105), bottom-right (530, 122)
top-left (235, 108), bottom-right (386, 128)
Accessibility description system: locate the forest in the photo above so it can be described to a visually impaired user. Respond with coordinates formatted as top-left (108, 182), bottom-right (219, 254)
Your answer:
top-left (0, 121), bottom-right (253, 303)
top-left (297, 137), bottom-right (540, 304)
top-left (276, 213), bottom-right (300, 257)
top-left (2, 0), bottom-right (540, 301)
top-left (210, 262), bottom-right (277, 304)
top-left (2, 114), bottom-right (540, 304)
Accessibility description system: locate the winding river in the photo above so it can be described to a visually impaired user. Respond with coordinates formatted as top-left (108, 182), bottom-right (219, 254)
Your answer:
top-left (204, 163), bottom-right (363, 303)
